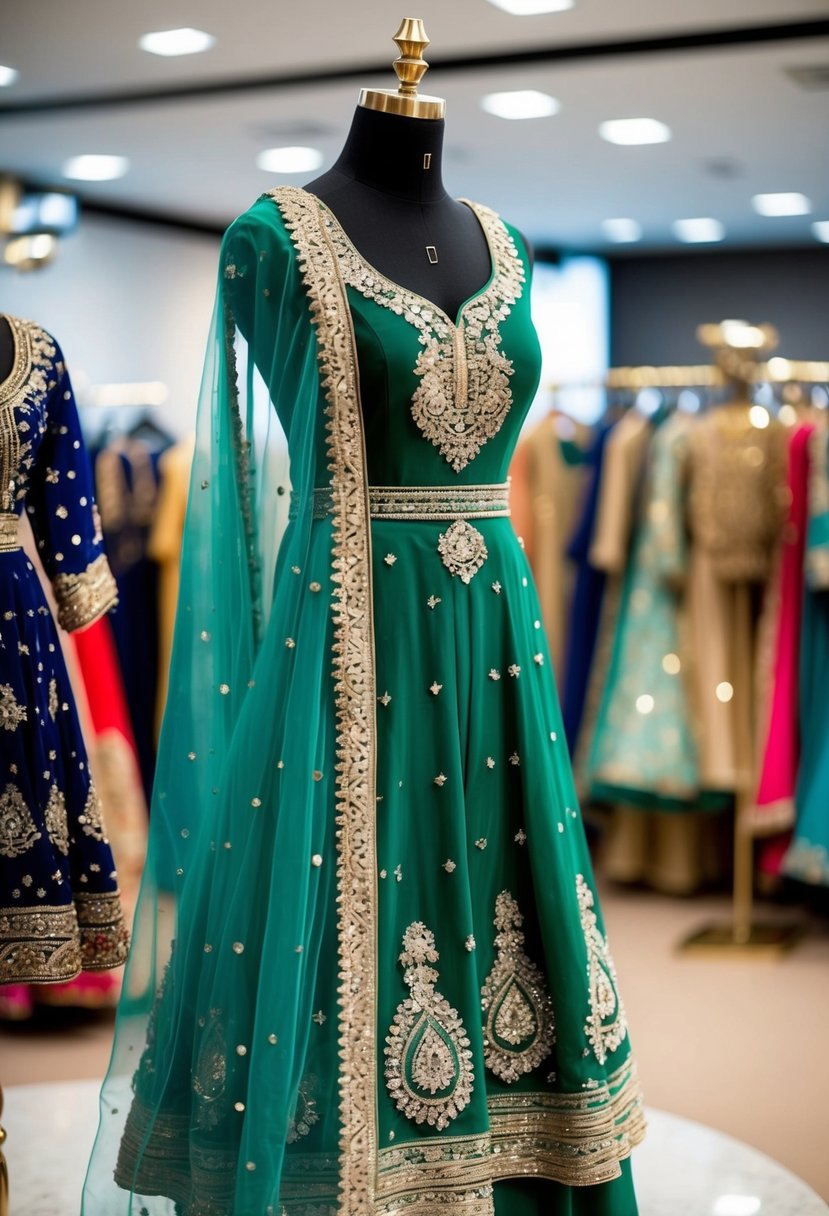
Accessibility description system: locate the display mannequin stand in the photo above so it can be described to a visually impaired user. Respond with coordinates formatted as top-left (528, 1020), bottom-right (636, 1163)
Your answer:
top-left (679, 323), bottom-right (803, 958)
top-left (305, 18), bottom-right (498, 319)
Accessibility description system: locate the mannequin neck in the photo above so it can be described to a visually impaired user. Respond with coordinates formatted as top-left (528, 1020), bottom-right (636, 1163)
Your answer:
top-left (327, 106), bottom-right (447, 205)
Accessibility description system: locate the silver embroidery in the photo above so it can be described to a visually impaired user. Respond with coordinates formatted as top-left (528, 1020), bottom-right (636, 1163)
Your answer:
top-left (0, 684), bottom-right (27, 731)
top-left (44, 784), bottom-right (69, 855)
top-left (0, 784), bottom-right (41, 857)
top-left (437, 520), bottom-right (488, 583)
top-left (385, 922), bottom-right (474, 1130)
top-left (576, 875), bottom-right (628, 1065)
top-left (481, 892), bottom-right (555, 1084)
top-left (78, 780), bottom-right (107, 842)
top-left (322, 200), bottom-right (525, 471)
top-left (287, 1075), bottom-right (321, 1143)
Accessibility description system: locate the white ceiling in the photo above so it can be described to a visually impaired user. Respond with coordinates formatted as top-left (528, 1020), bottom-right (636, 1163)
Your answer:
top-left (1, 2), bottom-right (828, 251)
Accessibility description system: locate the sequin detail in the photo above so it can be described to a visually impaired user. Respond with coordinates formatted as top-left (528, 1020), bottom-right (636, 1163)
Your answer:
top-left (0, 784), bottom-right (41, 857)
top-left (481, 892), bottom-right (556, 1084)
top-left (323, 199), bottom-right (525, 471)
top-left (576, 875), bottom-right (628, 1064)
top-left (385, 922), bottom-right (474, 1130)
top-left (437, 520), bottom-right (488, 584)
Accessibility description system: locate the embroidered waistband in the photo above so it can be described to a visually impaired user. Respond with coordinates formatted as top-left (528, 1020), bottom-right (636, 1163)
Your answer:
top-left (0, 513), bottom-right (20, 552)
top-left (309, 483), bottom-right (511, 522)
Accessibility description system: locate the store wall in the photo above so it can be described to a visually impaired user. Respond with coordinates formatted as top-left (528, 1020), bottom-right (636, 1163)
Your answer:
top-left (609, 247), bottom-right (829, 366)
top-left (1, 213), bottom-right (220, 434)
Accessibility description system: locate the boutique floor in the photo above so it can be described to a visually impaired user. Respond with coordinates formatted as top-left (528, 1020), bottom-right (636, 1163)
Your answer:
top-left (2, 883), bottom-right (828, 1212)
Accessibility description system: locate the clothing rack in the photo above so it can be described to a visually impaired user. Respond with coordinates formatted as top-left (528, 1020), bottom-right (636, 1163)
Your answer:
top-left (599, 359), bottom-right (827, 957)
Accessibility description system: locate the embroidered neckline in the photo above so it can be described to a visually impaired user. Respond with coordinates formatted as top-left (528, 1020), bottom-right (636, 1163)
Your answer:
top-left (302, 189), bottom-right (526, 473)
top-left (0, 314), bottom-right (32, 406)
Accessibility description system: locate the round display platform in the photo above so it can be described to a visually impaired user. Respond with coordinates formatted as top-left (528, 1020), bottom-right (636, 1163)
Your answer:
top-left (3, 1080), bottom-right (826, 1215)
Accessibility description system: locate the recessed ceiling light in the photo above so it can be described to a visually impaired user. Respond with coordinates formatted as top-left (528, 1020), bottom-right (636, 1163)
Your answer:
top-left (0, 65), bottom-right (18, 87)
top-left (599, 118), bottom-right (671, 146)
top-left (481, 90), bottom-right (560, 120)
top-left (139, 28), bottom-right (216, 57)
top-left (813, 220), bottom-right (829, 243)
top-left (256, 146), bottom-right (324, 174)
top-left (752, 192), bottom-right (811, 216)
top-left (601, 218), bottom-right (642, 243)
top-left (484, 0), bottom-right (574, 13)
top-left (62, 154), bottom-right (130, 182)
top-left (672, 217), bottom-right (724, 243)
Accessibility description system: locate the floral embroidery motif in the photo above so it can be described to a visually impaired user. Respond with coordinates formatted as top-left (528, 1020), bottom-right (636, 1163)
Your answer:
top-left (48, 678), bottom-right (59, 721)
top-left (287, 1075), bottom-right (321, 1143)
top-left (44, 783), bottom-right (69, 855)
top-left (576, 875), bottom-right (628, 1065)
top-left (0, 784), bottom-right (41, 857)
top-left (192, 1012), bottom-right (228, 1130)
top-left (437, 520), bottom-right (488, 584)
top-left (322, 198), bottom-right (525, 472)
top-left (481, 892), bottom-right (555, 1084)
top-left (78, 780), bottom-right (107, 841)
top-left (385, 922), bottom-right (474, 1130)
top-left (0, 684), bottom-right (27, 731)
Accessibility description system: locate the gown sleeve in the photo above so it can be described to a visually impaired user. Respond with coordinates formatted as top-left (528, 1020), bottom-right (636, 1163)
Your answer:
top-left (25, 339), bottom-right (119, 631)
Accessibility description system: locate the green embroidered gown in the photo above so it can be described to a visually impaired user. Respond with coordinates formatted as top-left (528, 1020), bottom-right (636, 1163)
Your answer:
top-left (84, 188), bottom-right (642, 1216)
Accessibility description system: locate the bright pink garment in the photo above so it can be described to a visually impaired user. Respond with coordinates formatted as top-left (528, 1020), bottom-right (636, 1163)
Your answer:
top-left (752, 422), bottom-right (814, 846)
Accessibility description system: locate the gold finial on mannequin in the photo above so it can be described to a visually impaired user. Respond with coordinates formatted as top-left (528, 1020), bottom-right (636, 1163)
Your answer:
top-left (359, 18), bottom-right (446, 120)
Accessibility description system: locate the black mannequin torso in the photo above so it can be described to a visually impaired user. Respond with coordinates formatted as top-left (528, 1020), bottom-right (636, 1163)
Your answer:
top-left (305, 106), bottom-right (495, 320)
top-left (0, 315), bottom-right (13, 384)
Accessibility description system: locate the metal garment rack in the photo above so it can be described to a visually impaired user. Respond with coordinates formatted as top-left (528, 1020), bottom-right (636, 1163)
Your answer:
top-left (599, 359), bottom-right (829, 958)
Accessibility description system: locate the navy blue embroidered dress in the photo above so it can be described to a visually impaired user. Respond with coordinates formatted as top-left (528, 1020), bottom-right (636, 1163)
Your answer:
top-left (0, 314), bottom-right (128, 984)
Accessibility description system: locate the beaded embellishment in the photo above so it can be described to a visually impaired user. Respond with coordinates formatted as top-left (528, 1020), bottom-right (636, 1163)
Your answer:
top-left (437, 519), bottom-right (488, 583)
top-left (385, 922), bottom-right (474, 1130)
top-left (481, 892), bottom-right (556, 1083)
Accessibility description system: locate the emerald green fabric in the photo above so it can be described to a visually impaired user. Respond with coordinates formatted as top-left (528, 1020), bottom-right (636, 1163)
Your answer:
top-left (83, 188), bottom-right (642, 1216)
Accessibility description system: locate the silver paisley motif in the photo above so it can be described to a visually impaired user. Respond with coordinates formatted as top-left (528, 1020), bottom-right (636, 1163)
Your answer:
top-left (385, 922), bottom-right (474, 1130)
top-left (0, 784), bottom-right (41, 858)
top-left (481, 892), bottom-right (556, 1083)
top-left (437, 520), bottom-right (488, 584)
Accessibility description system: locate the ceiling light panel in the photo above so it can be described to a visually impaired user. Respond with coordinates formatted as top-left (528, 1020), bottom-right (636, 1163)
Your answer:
top-left (0, 65), bottom-right (18, 87)
top-left (601, 218), bottom-right (642, 243)
top-left (672, 218), bottom-right (725, 243)
top-left (481, 90), bottom-right (560, 120)
top-left (256, 146), bottom-right (324, 174)
top-left (484, 0), bottom-right (574, 13)
top-left (752, 192), bottom-right (811, 216)
top-left (62, 154), bottom-right (129, 181)
top-left (599, 118), bottom-right (671, 146)
top-left (139, 28), bottom-right (216, 57)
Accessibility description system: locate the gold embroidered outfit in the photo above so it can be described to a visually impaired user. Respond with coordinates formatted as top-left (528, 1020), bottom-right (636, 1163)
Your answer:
top-left (85, 190), bottom-right (642, 1216)
top-left (0, 314), bottom-right (126, 984)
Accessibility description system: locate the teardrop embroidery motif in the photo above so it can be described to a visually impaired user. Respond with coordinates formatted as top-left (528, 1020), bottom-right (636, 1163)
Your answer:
top-left (385, 922), bottom-right (474, 1130)
top-left (576, 874), bottom-right (628, 1065)
top-left (480, 891), bottom-right (555, 1083)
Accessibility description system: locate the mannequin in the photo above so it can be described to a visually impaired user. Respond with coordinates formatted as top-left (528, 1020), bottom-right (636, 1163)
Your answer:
top-left (0, 315), bottom-right (13, 383)
top-left (306, 107), bottom-right (493, 319)
top-left (306, 18), bottom-right (529, 319)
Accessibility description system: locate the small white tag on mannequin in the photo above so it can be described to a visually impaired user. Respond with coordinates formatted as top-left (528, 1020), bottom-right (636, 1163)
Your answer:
top-left (423, 153), bottom-right (432, 170)
top-left (426, 245), bottom-right (438, 264)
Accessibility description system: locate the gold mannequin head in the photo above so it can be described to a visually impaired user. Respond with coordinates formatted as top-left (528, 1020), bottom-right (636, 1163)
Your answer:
top-left (359, 18), bottom-right (446, 120)
top-left (697, 319), bottom-right (779, 395)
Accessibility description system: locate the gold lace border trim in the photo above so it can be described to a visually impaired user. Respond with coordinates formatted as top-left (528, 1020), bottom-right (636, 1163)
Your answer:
top-left (113, 1058), bottom-right (644, 1211)
top-left (305, 483), bottom-right (512, 522)
top-left (52, 552), bottom-right (119, 632)
top-left (0, 890), bottom-right (128, 983)
top-left (0, 512), bottom-right (19, 552)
